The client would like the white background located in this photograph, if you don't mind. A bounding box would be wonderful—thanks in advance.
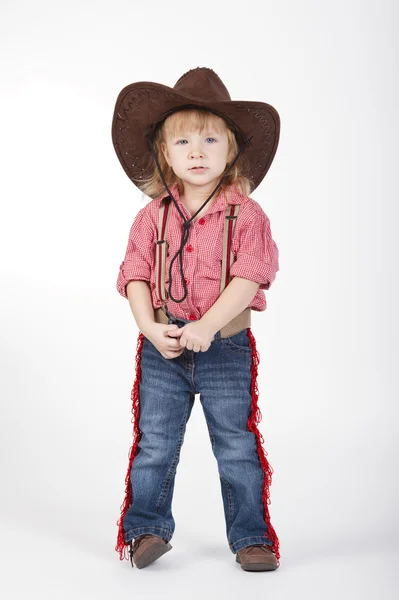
[1,0,398,598]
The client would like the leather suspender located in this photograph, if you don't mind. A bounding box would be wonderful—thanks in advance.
[155,197,172,306]
[219,203,240,295]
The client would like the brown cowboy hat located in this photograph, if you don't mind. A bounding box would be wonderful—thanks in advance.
[111,67,280,195]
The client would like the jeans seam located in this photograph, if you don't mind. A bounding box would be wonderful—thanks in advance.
[221,476,234,531]
[206,418,234,535]
[155,400,190,512]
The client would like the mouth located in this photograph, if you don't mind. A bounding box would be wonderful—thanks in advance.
[189,166,208,171]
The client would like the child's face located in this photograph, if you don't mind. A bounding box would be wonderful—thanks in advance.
[161,125,230,191]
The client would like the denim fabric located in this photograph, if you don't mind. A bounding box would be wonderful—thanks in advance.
[123,307,273,553]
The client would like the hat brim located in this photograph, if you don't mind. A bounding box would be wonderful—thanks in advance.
[112,81,280,195]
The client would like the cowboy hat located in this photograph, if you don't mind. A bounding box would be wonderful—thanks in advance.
[111,67,280,195]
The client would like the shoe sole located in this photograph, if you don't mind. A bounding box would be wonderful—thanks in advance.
[134,541,172,569]
[235,554,278,571]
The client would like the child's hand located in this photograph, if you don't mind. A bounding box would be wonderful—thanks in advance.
[145,323,185,360]
[167,320,215,353]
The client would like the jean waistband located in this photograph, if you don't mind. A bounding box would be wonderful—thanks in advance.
[164,306,222,341]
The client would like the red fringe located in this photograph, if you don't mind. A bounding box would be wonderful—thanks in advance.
[115,331,145,561]
[246,327,281,564]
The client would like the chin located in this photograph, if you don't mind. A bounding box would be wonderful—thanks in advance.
[185,173,222,185]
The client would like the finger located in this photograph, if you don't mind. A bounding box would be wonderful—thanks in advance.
[169,341,183,350]
[169,344,185,353]
[167,329,182,337]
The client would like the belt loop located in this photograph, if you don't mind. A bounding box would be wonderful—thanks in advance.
[164,306,176,324]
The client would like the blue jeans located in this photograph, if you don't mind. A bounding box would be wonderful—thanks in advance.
[122,308,274,554]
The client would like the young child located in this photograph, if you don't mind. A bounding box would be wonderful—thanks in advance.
[111,67,281,571]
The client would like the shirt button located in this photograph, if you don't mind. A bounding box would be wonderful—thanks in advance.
[186,245,193,252]
[198,218,205,225]
[189,313,196,320]
[184,278,190,284]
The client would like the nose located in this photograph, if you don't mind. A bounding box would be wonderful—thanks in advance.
[189,145,204,159]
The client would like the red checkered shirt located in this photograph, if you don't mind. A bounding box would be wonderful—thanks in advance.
[117,183,279,320]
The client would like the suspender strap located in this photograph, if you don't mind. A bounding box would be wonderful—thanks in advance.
[219,204,240,295]
[155,196,172,307]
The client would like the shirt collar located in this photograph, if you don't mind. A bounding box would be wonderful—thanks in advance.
[159,182,245,218]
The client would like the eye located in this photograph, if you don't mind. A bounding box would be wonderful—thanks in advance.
[176,139,188,145]
[206,137,216,143]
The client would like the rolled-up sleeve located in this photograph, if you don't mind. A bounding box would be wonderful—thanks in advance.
[116,207,155,299]
[229,207,279,290]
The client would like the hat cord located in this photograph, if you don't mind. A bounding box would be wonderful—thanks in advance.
[148,138,246,304]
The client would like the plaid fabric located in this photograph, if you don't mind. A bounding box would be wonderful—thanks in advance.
[117,183,279,320]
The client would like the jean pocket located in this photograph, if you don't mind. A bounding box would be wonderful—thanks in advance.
[220,329,252,353]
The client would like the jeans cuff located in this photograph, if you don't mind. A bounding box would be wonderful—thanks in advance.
[124,525,173,544]
[229,535,273,553]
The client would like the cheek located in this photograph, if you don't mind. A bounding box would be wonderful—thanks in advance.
[213,141,229,157]
[214,147,229,166]
[168,147,182,162]
[171,152,184,168]
[168,152,186,174]
[165,144,179,163]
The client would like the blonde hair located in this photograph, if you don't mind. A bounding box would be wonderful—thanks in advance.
[140,108,253,201]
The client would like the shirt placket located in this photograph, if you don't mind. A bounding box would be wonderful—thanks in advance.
[174,202,208,321]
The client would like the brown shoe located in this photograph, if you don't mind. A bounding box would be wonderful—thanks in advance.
[236,544,279,571]
[129,534,172,569]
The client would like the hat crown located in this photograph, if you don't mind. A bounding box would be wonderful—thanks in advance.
[173,67,231,103]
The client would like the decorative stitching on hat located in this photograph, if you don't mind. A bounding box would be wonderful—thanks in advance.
[117,90,184,179]
[233,103,273,172]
